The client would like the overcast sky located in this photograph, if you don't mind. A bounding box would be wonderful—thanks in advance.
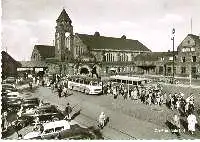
[2,0,200,61]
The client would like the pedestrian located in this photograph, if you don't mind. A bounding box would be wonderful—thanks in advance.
[62,86,68,97]
[34,116,40,130]
[98,112,106,129]
[113,87,117,99]
[36,77,40,86]
[123,88,128,100]
[29,81,33,90]
[64,103,72,120]
[173,114,181,134]
[187,112,198,134]
[57,85,62,98]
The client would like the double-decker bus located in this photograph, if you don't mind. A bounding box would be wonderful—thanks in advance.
[67,75,102,95]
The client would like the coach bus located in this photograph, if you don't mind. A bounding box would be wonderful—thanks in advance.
[67,75,102,95]
[109,75,151,87]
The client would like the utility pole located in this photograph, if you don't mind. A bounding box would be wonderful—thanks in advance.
[171,28,175,84]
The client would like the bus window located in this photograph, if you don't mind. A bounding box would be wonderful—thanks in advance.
[85,80,90,85]
[122,80,126,83]
[138,81,141,85]
[117,79,121,83]
[133,81,137,85]
[75,79,79,83]
[128,80,132,84]
[80,80,84,84]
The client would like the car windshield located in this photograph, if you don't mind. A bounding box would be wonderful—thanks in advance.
[7,95,18,97]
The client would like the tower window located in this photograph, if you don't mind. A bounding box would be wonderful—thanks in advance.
[181,67,186,74]
[192,56,196,62]
[182,57,186,62]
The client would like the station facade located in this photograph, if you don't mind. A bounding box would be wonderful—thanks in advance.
[30,9,200,78]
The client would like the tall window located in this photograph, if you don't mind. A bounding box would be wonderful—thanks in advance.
[181,67,186,74]
[167,67,172,74]
[192,56,196,62]
[159,66,163,74]
[191,67,196,74]
[182,57,186,62]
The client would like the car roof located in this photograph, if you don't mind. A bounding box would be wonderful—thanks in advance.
[43,120,70,130]
[2,84,15,87]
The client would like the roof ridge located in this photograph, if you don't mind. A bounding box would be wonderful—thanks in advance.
[77,33,137,41]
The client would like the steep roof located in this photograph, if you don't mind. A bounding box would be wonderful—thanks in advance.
[34,45,55,59]
[188,34,200,45]
[76,33,151,52]
[56,9,72,23]
[1,51,21,67]
[135,52,178,61]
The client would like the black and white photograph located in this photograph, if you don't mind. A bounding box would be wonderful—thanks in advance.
[1,0,200,140]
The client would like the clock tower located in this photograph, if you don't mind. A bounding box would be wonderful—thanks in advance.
[55,9,74,61]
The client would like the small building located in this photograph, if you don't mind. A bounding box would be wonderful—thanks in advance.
[1,51,21,79]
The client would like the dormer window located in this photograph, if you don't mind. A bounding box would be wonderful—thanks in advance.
[191,47,195,52]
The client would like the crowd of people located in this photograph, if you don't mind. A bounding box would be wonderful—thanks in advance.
[103,81,199,135]
[13,73,199,136]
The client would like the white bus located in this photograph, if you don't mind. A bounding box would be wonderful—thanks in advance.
[109,75,150,87]
[67,75,102,95]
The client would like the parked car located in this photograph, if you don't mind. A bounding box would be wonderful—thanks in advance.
[58,124,103,140]
[23,120,70,140]
[19,105,65,125]
[4,77,16,84]
[22,98,40,106]
[2,84,17,94]
[2,87,22,112]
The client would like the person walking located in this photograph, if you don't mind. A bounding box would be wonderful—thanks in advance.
[173,114,181,134]
[187,112,198,134]
[57,85,62,98]
[98,112,106,129]
[64,103,72,120]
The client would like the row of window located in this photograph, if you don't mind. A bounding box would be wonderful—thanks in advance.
[182,47,195,52]
[75,46,84,55]
[159,66,197,74]
[105,53,129,62]
[182,56,196,62]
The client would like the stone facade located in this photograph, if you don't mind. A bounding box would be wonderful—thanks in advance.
[176,34,200,77]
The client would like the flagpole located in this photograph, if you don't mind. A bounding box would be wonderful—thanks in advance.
[171,28,175,84]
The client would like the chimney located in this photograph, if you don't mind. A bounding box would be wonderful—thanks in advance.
[168,50,170,52]
[121,35,126,39]
[94,32,100,36]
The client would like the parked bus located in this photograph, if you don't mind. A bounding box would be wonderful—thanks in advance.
[67,75,102,95]
[109,75,151,87]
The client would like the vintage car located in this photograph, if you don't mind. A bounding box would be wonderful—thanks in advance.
[23,120,70,139]
[58,124,103,140]
[23,121,103,140]
[19,105,65,125]
[3,77,16,84]
[22,98,40,106]
[2,85,22,111]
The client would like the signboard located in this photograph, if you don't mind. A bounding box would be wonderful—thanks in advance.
[35,68,44,72]
[17,68,33,71]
